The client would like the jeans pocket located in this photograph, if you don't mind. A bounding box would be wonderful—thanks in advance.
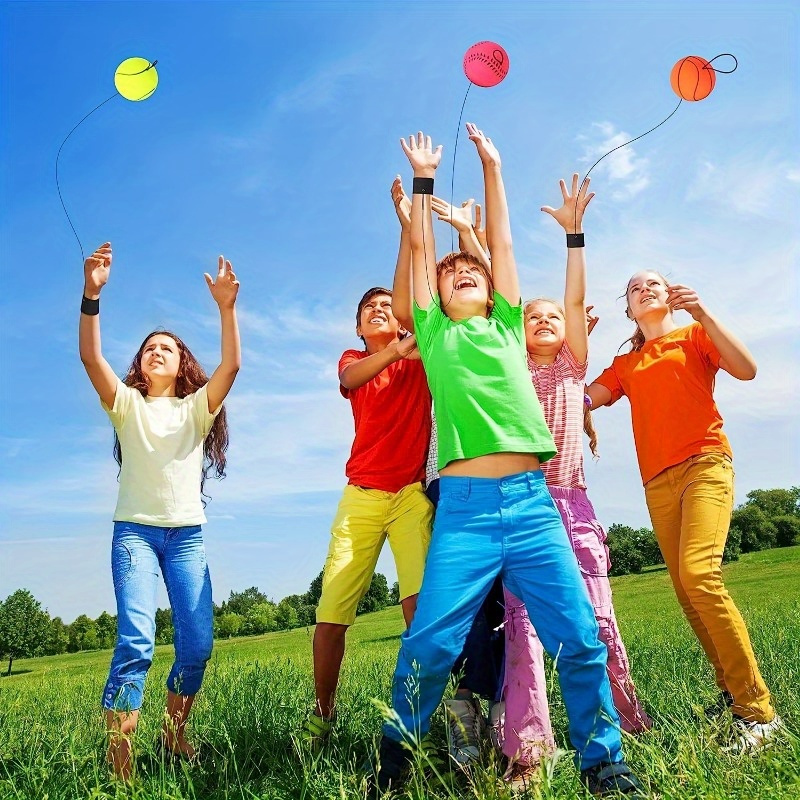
[111,541,136,590]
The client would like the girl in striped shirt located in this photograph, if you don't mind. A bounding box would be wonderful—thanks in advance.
[494,176,651,788]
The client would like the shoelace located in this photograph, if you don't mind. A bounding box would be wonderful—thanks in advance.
[449,705,480,749]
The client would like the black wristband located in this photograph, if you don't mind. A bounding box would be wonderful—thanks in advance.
[566,233,585,248]
[412,177,434,195]
[81,295,100,315]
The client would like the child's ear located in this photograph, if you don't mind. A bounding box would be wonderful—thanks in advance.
[624,307,632,320]
[355,324,363,338]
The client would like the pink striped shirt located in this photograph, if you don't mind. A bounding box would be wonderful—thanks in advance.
[528,343,587,489]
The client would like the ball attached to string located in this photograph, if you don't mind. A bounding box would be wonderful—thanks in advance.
[114,57,159,101]
[670,55,715,101]
[463,42,509,87]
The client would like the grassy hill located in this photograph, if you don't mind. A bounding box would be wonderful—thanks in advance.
[1,547,798,799]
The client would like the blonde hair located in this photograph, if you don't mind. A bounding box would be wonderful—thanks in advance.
[525,297,598,456]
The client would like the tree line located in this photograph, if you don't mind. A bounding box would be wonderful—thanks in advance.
[2,487,796,674]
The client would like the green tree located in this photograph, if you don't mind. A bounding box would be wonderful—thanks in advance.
[606,525,645,576]
[743,488,800,519]
[68,614,99,652]
[274,600,299,630]
[224,587,269,618]
[773,515,800,547]
[730,505,776,553]
[243,601,278,635]
[155,607,174,645]
[216,612,244,638]
[305,570,325,607]
[44,616,69,656]
[390,581,400,605]
[0,590,51,675]
[95,611,117,650]
[357,573,390,615]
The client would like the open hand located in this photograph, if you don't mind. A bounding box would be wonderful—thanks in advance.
[83,242,112,297]
[400,132,442,176]
[204,256,240,308]
[466,122,501,168]
[541,174,595,233]
[430,196,476,233]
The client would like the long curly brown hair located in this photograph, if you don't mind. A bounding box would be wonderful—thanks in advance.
[113,330,229,496]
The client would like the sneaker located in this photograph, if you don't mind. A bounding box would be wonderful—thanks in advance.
[723,714,784,755]
[580,760,647,797]
[503,761,540,794]
[364,735,412,795]
[299,712,334,750]
[703,690,734,721]
[444,697,485,766]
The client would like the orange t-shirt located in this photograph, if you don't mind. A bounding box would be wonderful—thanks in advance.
[339,350,431,493]
[592,323,732,485]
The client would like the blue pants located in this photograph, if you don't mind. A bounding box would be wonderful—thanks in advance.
[102,522,214,711]
[385,471,623,770]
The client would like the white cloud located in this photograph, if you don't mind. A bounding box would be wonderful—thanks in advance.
[577,122,650,200]
[686,154,800,217]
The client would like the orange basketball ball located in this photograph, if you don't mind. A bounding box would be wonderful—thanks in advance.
[670,56,716,101]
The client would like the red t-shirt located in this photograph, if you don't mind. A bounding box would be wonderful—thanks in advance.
[339,350,431,493]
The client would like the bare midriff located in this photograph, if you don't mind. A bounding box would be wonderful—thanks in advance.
[440,452,540,479]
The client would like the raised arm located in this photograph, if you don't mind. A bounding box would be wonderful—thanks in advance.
[666,286,757,380]
[79,242,118,408]
[204,256,241,413]
[390,176,414,331]
[541,173,595,363]
[429,196,491,269]
[466,122,518,302]
[339,336,419,390]
[400,132,442,310]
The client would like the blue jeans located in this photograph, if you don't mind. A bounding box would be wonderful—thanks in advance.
[102,522,213,711]
[384,471,623,770]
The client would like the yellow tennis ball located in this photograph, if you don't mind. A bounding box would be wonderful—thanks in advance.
[114,57,158,101]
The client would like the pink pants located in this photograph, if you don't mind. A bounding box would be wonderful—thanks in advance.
[497,486,652,766]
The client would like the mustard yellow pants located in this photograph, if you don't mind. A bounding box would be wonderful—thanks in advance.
[644,453,774,723]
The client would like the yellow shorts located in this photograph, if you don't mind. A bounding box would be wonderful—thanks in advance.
[315,482,433,625]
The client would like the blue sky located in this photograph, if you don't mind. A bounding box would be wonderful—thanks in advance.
[1,0,798,622]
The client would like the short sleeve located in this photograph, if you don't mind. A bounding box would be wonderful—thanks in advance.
[592,362,626,406]
[191,384,222,437]
[412,298,447,359]
[101,379,134,429]
[489,292,524,346]
[338,349,365,398]
[688,322,722,369]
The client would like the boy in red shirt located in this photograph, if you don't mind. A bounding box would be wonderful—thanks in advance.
[302,287,433,744]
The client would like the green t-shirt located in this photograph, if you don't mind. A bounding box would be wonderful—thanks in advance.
[412,292,556,471]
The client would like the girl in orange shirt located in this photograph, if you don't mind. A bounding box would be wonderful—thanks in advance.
[587,270,781,754]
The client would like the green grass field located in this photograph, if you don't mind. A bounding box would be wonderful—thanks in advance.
[1,547,798,799]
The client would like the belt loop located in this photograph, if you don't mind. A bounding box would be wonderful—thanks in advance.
[461,477,471,501]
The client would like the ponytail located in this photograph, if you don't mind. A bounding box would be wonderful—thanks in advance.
[583,402,599,459]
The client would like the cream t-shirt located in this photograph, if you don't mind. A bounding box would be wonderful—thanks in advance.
[103,380,221,526]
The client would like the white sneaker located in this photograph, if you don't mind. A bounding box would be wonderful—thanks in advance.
[723,714,784,755]
[444,697,485,766]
